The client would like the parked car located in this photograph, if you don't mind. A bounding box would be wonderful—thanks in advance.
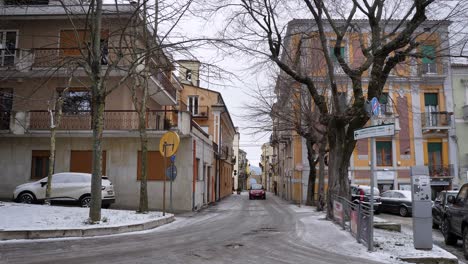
[249,184,266,200]
[350,185,381,213]
[441,183,468,259]
[13,172,115,208]
[432,190,458,229]
[380,190,412,217]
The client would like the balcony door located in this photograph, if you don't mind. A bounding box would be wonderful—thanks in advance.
[0,88,13,130]
[424,93,438,126]
[428,143,444,176]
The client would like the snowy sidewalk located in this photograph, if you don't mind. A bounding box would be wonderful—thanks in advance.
[290,204,458,264]
[0,202,174,240]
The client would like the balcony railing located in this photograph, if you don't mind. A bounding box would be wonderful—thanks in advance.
[192,106,209,118]
[0,112,10,130]
[421,112,451,128]
[28,110,176,131]
[148,59,177,100]
[429,164,454,177]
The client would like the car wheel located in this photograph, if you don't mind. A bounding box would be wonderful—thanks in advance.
[442,218,457,246]
[399,206,408,217]
[18,192,36,204]
[249,195,252,200]
[80,195,91,208]
[432,221,439,229]
[463,228,468,259]
[263,194,266,200]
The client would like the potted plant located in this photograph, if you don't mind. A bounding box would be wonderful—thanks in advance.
[236,187,242,194]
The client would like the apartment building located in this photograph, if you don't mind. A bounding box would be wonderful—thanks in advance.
[0,0,212,212]
[451,63,468,185]
[177,60,236,201]
[260,142,274,192]
[272,19,457,202]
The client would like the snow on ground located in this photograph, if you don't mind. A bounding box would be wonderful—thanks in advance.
[291,204,457,264]
[0,202,170,231]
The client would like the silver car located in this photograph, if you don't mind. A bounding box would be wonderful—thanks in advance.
[13,172,115,208]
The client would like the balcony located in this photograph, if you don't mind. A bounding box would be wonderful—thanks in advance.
[421,112,451,131]
[1,110,180,134]
[192,106,209,119]
[428,164,454,177]
[148,59,177,106]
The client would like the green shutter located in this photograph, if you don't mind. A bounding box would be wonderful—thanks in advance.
[428,143,442,153]
[330,47,345,61]
[422,45,435,64]
[379,93,388,104]
[424,93,438,106]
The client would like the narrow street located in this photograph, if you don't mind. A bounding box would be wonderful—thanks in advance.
[378,213,466,263]
[0,194,381,264]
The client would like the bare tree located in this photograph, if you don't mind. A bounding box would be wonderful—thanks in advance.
[209,0,458,217]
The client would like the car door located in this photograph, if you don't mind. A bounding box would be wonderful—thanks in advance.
[50,173,69,199]
[449,186,468,236]
[380,191,392,212]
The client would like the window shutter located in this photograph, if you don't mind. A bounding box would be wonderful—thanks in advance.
[422,45,435,64]
[424,93,438,106]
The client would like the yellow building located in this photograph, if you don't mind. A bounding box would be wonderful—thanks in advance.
[272,19,457,202]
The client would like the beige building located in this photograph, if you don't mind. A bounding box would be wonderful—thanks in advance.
[178,60,237,201]
[0,0,213,212]
[260,142,274,192]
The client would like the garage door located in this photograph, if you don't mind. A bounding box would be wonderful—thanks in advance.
[70,150,107,174]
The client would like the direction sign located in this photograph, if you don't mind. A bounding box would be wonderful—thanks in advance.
[166,165,177,181]
[354,124,395,140]
[370,97,380,116]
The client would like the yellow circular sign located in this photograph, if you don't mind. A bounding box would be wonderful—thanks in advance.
[159,131,180,157]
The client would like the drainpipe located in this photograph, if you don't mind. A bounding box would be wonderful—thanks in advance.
[192,139,196,211]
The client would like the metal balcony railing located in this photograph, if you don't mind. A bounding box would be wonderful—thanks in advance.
[428,164,454,177]
[421,112,451,128]
[28,110,177,131]
[148,59,177,100]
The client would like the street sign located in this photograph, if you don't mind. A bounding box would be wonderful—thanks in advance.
[166,165,177,181]
[170,155,176,163]
[159,131,180,157]
[370,97,380,116]
[354,124,395,140]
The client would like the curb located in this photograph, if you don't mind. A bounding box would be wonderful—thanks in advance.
[0,215,175,240]
[398,255,459,264]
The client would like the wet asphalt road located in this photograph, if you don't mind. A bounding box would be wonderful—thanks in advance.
[0,193,381,264]
[378,212,466,263]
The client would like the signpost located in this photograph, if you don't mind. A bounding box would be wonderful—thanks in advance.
[159,131,180,216]
[354,97,396,251]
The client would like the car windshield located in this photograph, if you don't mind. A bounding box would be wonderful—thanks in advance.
[251,184,263,190]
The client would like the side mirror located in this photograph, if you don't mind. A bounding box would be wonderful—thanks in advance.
[447,195,455,204]
[40,181,47,187]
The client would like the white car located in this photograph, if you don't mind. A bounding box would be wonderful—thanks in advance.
[13,172,115,208]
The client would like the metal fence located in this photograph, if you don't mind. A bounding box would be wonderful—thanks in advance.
[332,195,373,251]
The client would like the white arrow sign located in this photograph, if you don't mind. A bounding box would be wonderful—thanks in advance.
[354,124,395,140]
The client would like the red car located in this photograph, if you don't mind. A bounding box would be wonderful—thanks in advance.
[249,184,266,200]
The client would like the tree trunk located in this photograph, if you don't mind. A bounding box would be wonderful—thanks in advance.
[89,95,105,222]
[317,141,326,211]
[305,137,316,206]
[326,118,354,219]
[46,96,64,204]
[88,0,104,223]
[138,112,149,213]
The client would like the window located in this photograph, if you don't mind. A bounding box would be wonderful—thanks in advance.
[376,141,392,166]
[330,46,345,74]
[424,93,439,126]
[379,93,392,115]
[422,45,436,74]
[188,96,199,116]
[59,88,91,115]
[186,69,192,82]
[70,150,107,174]
[137,151,166,181]
[0,88,13,130]
[0,31,17,67]
[31,150,50,180]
